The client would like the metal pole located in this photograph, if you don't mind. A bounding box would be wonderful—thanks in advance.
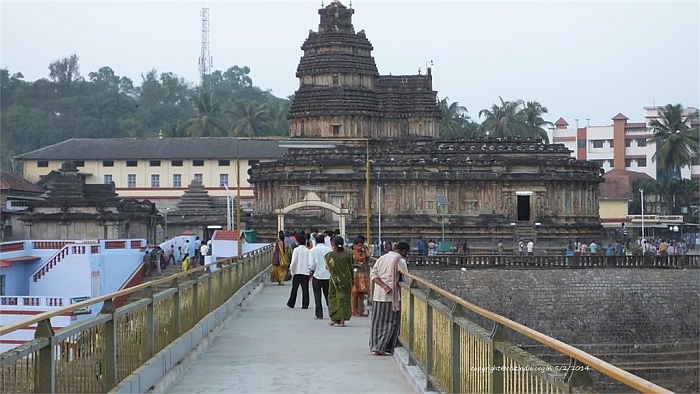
[237,141,242,252]
[365,139,371,245]
[441,206,445,243]
[165,208,169,239]
[378,185,382,248]
[224,184,231,230]
[640,188,644,240]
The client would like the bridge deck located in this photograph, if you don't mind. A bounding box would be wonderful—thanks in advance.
[167,283,413,394]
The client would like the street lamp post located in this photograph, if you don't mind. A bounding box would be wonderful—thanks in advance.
[639,188,645,240]
[223,184,231,231]
[377,185,382,253]
[165,207,170,240]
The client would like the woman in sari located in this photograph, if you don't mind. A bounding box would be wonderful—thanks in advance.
[351,237,371,317]
[325,236,354,327]
[271,231,292,285]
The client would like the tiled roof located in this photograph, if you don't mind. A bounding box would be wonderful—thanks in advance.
[554,117,569,126]
[612,113,628,121]
[625,122,646,128]
[0,171,42,193]
[599,169,653,200]
[213,230,238,241]
[15,138,288,161]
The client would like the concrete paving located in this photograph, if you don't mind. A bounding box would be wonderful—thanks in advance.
[166,283,414,394]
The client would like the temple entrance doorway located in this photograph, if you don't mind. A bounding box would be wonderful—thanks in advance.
[275,192,349,240]
[517,194,531,222]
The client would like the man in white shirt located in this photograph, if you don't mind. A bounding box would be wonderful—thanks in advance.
[369,241,409,356]
[309,228,319,247]
[309,233,332,319]
[324,230,332,247]
[527,240,534,256]
[199,243,208,266]
[287,234,311,309]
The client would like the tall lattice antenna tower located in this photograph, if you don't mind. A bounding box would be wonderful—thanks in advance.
[198,7,212,93]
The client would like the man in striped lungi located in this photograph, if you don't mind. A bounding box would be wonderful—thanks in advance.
[369,241,410,356]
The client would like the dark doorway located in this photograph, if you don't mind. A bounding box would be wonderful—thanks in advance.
[517,195,530,222]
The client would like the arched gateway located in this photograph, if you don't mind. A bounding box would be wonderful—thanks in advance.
[275,192,349,240]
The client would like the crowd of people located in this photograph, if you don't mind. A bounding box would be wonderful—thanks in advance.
[568,238,691,256]
[144,236,211,276]
[273,229,410,355]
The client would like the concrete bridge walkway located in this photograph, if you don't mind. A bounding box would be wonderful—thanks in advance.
[166,283,414,394]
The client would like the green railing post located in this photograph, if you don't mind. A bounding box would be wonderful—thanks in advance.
[489,322,507,394]
[206,272,213,313]
[99,300,117,391]
[407,280,419,365]
[145,286,155,358]
[565,357,594,390]
[170,277,181,336]
[191,273,199,323]
[425,288,436,392]
[34,319,55,394]
[451,303,465,394]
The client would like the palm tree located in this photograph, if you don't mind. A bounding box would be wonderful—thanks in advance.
[478,97,525,139]
[267,99,291,136]
[184,92,226,137]
[228,101,271,137]
[438,97,471,138]
[648,104,699,179]
[518,101,552,143]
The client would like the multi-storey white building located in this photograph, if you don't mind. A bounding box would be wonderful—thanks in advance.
[548,106,699,180]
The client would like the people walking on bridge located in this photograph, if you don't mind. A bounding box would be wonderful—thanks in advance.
[351,237,370,317]
[370,241,409,356]
[326,236,353,327]
[309,233,332,319]
[271,231,292,285]
[287,234,311,309]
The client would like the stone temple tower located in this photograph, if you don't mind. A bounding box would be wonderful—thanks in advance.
[288,0,441,139]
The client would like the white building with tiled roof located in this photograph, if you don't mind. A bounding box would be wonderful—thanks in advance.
[14,137,289,210]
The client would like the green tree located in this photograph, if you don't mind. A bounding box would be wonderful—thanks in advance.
[184,92,226,137]
[518,101,551,143]
[228,101,271,137]
[438,97,472,138]
[48,54,82,84]
[648,104,699,179]
[479,97,525,139]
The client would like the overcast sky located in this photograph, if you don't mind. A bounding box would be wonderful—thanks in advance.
[1,1,698,127]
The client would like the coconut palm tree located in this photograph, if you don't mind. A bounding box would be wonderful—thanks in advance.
[518,101,552,143]
[184,92,226,137]
[648,104,699,179]
[439,97,471,138]
[478,97,525,139]
[228,100,271,137]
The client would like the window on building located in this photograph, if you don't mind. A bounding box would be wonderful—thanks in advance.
[37,161,49,167]
[625,159,632,168]
[248,159,260,166]
[172,160,183,167]
[0,275,5,296]
[2,225,11,240]
[625,139,631,148]
[577,139,586,149]
[591,140,604,148]
[194,174,203,184]
[332,125,340,135]
[104,174,113,184]
[608,140,614,148]
[151,174,160,188]
[150,160,161,167]
[220,174,229,187]
[126,160,138,167]
[218,160,230,166]
[75,161,84,167]
[193,160,204,167]
[103,160,114,167]
[332,75,339,85]
[127,174,136,188]
[637,158,647,167]
[636,138,647,147]
[173,174,182,187]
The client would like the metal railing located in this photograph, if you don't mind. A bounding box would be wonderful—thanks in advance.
[0,245,272,394]
[407,254,699,269]
[398,271,674,393]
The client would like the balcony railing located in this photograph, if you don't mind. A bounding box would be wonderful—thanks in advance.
[626,215,684,223]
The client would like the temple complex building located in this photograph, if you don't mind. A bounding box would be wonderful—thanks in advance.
[248,1,604,248]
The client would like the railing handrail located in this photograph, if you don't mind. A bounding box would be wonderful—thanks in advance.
[0,245,272,336]
[400,270,674,394]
